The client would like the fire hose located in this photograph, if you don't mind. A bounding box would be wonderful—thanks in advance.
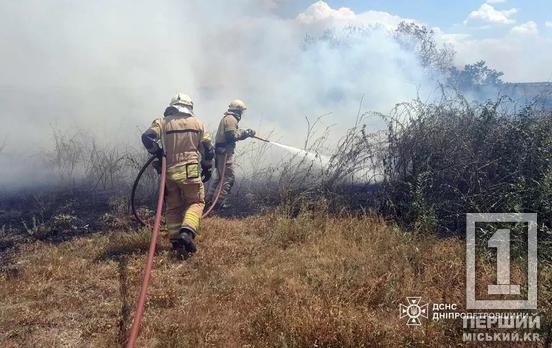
[253,135,269,143]
[127,135,268,347]
[126,153,228,347]
[130,155,157,227]
[126,155,166,348]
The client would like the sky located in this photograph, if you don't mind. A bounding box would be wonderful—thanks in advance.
[273,0,552,81]
[326,0,552,32]
[321,0,552,82]
[0,0,551,187]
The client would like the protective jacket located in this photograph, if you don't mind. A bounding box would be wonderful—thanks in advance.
[142,112,214,182]
[208,111,251,208]
[141,110,214,240]
[214,111,249,153]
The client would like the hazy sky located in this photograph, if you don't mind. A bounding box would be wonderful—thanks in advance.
[0,0,550,187]
[324,0,552,82]
[328,0,551,32]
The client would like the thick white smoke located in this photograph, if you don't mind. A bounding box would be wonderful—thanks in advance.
[0,0,435,188]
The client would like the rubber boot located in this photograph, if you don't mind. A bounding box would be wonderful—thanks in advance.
[171,227,197,259]
[180,227,197,254]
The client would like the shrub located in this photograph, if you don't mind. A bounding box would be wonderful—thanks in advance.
[381,96,552,236]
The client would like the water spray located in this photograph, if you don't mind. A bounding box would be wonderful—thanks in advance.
[253,135,329,165]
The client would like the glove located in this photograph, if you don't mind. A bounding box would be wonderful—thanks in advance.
[151,159,162,174]
[154,147,164,158]
[245,129,256,138]
[147,140,164,158]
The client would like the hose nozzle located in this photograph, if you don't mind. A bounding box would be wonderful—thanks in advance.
[253,135,269,142]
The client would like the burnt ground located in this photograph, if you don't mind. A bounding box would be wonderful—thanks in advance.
[0,180,381,273]
[1,182,552,346]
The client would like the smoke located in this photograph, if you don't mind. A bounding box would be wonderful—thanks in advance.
[0,0,435,188]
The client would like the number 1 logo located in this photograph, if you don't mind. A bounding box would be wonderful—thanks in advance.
[466,213,537,310]
[487,229,520,295]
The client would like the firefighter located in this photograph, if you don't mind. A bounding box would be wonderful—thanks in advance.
[207,99,255,208]
[142,93,214,258]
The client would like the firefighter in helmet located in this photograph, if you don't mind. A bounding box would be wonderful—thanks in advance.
[207,99,255,208]
[142,93,214,258]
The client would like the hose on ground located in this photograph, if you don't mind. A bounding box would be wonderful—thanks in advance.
[126,154,227,347]
[126,155,167,348]
[128,134,268,345]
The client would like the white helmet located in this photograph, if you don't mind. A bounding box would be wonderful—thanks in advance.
[169,93,194,114]
[228,99,247,113]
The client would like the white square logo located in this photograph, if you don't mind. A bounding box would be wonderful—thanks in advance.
[466,213,538,310]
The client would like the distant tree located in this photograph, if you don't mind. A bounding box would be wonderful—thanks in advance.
[394,21,455,74]
[304,20,505,98]
[448,60,504,91]
[394,21,505,96]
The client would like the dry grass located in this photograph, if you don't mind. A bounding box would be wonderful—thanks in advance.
[1,211,550,347]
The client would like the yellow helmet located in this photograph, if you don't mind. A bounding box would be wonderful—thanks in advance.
[169,93,193,115]
[228,99,247,112]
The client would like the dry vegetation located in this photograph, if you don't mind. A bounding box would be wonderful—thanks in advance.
[2,94,552,347]
[2,20,552,348]
[2,95,552,346]
[382,97,552,236]
[1,209,551,347]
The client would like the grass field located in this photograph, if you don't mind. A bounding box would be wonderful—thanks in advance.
[1,210,551,347]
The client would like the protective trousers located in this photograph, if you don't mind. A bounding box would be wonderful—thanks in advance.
[165,179,205,239]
